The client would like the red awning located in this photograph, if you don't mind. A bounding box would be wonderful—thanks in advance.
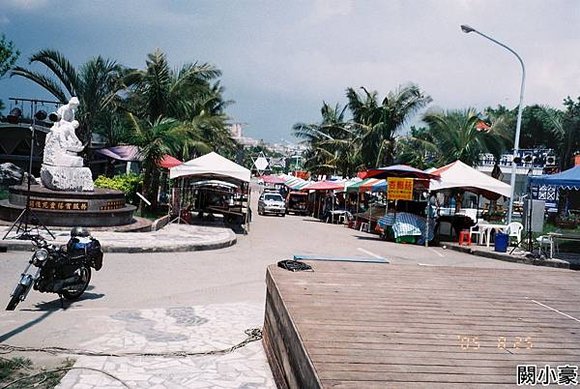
[158,155,182,168]
[261,175,286,184]
[303,180,345,191]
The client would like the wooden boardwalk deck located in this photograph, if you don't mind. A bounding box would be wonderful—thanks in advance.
[263,261,580,388]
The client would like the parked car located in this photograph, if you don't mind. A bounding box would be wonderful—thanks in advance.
[286,191,309,216]
[258,192,286,216]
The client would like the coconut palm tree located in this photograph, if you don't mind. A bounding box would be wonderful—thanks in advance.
[128,113,215,209]
[346,84,432,168]
[125,49,221,122]
[125,49,236,158]
[10,49,127,145]
[542,97,580,170]
[394,126,438,170]
[422,108,511,167]
[293,102,359,176]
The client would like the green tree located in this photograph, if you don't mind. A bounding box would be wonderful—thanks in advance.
[422,108,511,166]
[293,102,359,176]
[128,114,210,209]
[0,34,20,112]
[10,49,127,145]
[543,97,580,170]
[394,126,437,170]
[346,84,432,168]
[0,34,19,78]
[125,49,235,159]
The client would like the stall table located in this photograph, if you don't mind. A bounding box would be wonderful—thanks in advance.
[546,232,580,258]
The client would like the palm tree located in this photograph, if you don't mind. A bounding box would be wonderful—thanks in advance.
[293,102,359,176]
[125,49,236,158]
[422,108,511,166]
[542,97,580,170]
[346,84,432,168]
[394,126,437,170]
[125,49,221,122]
[10,49,127,145]
[128,113,214,209]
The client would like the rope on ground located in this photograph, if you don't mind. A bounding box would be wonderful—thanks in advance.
[0,366,130,389]
[0,327,263,358]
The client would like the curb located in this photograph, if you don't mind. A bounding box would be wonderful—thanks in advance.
[448,243,572,270]
[0,228,237,254]
[102,234,237,253]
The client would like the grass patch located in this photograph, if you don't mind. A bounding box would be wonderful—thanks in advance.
[0,356,74,389]
[0,357,31,381]
[0,189,8,201]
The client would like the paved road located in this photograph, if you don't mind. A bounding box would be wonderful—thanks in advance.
[0,213,538,311]
[0,193,571,388]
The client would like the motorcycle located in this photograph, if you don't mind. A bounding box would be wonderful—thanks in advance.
[6,227,103,311]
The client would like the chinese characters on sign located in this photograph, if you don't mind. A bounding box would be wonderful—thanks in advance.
[517,364,578,386]
[100,200,125,211]
[28,199,88,211]
[387,177,414,201]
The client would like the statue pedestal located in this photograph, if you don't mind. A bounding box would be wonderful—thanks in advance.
[40,165,94,192]
[0,184,137,227]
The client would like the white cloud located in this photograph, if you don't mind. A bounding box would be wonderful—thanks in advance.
[1,0,579,141]
[307,0,353,23]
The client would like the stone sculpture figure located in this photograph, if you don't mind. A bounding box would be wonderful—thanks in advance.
[40,97,94,191]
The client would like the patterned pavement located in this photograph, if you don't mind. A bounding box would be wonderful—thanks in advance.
[56,303,275,389]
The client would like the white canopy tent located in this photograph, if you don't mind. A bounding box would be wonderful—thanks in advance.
[169,152,252,229]
[430,160,511,199]
[170,152,251,184]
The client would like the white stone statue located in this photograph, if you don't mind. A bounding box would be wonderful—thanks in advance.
[40,97,94,191]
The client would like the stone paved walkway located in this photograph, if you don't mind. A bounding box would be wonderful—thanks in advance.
[56,303,275,388]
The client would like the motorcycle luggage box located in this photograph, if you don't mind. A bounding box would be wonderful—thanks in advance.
[67,237,103,271]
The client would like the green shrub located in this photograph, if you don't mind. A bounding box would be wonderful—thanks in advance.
[94,174,143,205]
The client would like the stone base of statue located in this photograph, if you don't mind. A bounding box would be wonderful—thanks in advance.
[0,184,137,227]
[40,165,95,192]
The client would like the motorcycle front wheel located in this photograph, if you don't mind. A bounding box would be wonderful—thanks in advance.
[61,265,91,301]
[6,284,25,311]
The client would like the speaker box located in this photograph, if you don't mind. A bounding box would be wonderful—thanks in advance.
[523,199,545,233]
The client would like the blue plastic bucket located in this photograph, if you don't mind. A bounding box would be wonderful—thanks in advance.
[494,232,509,252]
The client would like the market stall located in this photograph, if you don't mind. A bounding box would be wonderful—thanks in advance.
[356,165,438,241]
[429,160,512,242]
[302,180,346,220]
[169,152,252,229]
[529,165,580,227]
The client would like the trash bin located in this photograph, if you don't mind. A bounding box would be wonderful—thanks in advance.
[494,232,509,252]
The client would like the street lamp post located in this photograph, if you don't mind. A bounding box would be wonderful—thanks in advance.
[460,24,526,224]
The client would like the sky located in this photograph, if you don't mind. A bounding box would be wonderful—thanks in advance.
[1,0,579,143]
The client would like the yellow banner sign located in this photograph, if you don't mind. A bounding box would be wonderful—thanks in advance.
[387,177,414,200]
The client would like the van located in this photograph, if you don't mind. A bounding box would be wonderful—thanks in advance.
[286,191,309,216]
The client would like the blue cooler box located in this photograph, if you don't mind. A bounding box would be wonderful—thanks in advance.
[494,232,509,252]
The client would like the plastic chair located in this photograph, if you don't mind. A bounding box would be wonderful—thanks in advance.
[536,235,558,258]
[469,224,483,245]
[506,222,523,245]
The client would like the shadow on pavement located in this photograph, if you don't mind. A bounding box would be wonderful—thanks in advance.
[0,310,54,342]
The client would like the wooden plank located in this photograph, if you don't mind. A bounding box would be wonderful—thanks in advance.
[263,262,580,387]
[262,269,322,389]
